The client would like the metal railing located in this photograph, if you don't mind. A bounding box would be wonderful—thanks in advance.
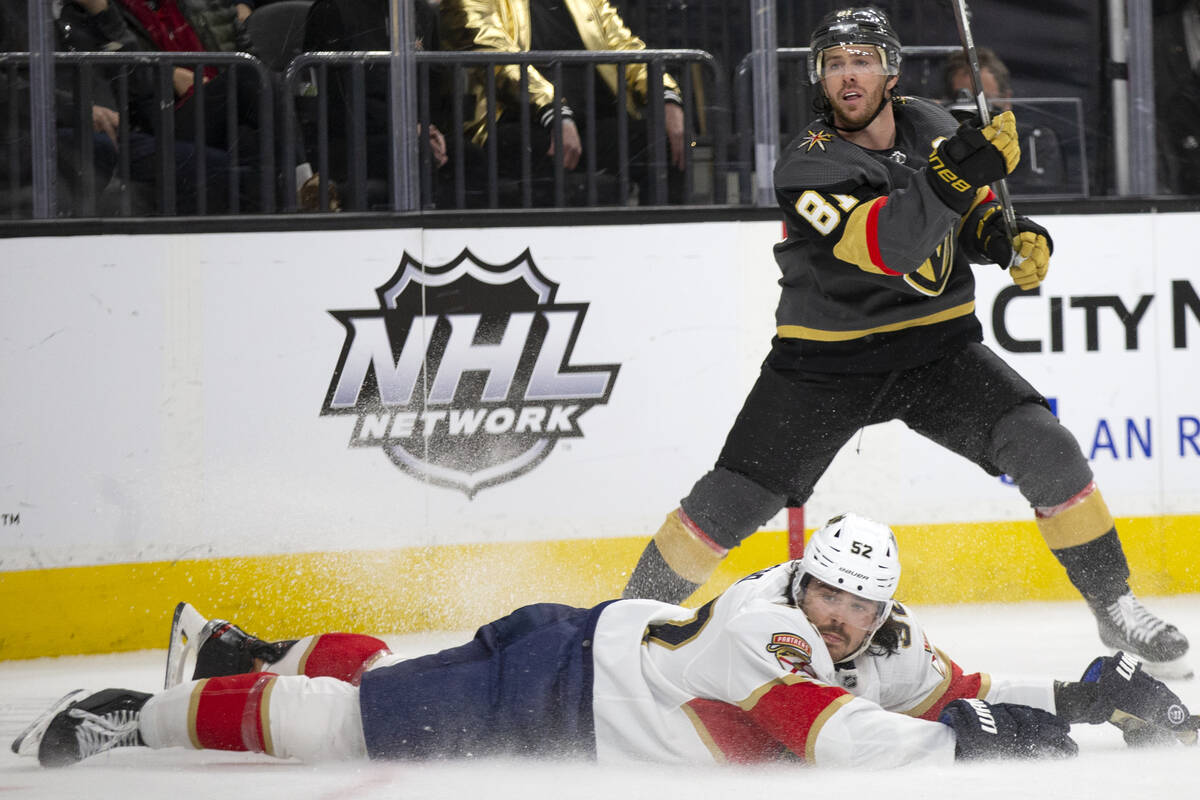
[282,48,731,211]
[1,47,730,216]
[0,50,275,217]
[0,44,1107,219]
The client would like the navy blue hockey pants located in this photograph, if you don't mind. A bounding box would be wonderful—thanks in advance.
[358,601,613,760]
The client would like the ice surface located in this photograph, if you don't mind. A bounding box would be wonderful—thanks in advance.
[2,597,1199,799]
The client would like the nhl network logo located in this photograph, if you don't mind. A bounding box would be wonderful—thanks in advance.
[321,248,620,497]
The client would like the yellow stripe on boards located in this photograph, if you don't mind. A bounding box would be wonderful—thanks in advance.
[3,515,1198,661]
[0,533,785,661]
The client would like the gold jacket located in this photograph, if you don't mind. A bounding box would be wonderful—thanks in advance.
[440,0,679,145]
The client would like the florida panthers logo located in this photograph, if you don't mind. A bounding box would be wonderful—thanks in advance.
[321,248,620,497]
[767,632,813,674]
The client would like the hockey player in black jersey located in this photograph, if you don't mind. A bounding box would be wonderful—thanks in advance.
[622,6,1191,678]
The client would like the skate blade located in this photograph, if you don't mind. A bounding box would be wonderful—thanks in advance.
[10,689,88,757]
[163,602,210,689]
[1137,654,1194,681]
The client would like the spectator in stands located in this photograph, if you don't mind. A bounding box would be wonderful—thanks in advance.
[942,47,1067,195]
[1153,0,1200,194]
[439,0,687,205]
[0,0,119,215]
[57,0,234,214]
[109,0,323,210]
[302,0,465,209]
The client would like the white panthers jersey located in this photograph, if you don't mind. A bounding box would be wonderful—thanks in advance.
[590,562,1056,766]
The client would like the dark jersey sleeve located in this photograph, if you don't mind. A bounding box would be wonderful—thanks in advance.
[774,138,996,284]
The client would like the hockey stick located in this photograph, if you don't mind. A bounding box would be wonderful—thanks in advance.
[949,0,1020,267]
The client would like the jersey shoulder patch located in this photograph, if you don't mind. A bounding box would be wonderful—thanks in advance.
[766,632,815,675]
[775,121,882,192]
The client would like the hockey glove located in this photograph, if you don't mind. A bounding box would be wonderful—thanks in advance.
[926,110,1020,213]
[975,205,1054,289]
[938,698,1077,760]
[1054,652,1200,747]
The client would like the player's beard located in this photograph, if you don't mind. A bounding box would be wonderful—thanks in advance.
[829,79,889,132]
[816,622,863,662]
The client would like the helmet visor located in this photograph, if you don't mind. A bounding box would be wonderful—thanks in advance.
[816,44,890,82]
[800,578,890,633]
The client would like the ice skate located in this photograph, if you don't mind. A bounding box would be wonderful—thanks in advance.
[31,688,150,768]
[10,689,88,757]
[164,602,294,689]
[164,601,210,689]
[1096,592,1192,680]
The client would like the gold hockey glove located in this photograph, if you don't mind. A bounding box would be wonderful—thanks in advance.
[1009,231,1051,290]
[976,205,1053,290]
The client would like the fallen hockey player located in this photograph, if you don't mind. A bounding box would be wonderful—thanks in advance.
[13,513,1198,768]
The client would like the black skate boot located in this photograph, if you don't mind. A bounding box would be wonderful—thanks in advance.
[1095,592,1192,679]
[164,602,295,689]
[32,688,150,768]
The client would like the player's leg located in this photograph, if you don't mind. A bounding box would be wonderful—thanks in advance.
[358,602,600,759]
[901,343,1189,675]
[623,366,873,603]
[165,602,390,688]
[990,403,1189,674]
[16,674,366,768]
[141,674,366,761]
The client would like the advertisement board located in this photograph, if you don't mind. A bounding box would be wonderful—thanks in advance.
[2,213,1197,657]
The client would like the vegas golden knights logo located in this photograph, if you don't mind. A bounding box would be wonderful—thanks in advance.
[322,248,620,497]
[904,231,955,296]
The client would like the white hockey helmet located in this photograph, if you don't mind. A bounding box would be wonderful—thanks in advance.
[790,513,901,658]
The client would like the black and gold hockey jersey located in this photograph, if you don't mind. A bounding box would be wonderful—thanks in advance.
[768,96,998,373]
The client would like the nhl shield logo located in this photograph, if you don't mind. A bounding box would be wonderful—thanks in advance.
[321,248,620,497]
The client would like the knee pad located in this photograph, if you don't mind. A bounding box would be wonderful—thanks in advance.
[272,634,391,685]
[680,467,786,551]
[989,402,1093,508]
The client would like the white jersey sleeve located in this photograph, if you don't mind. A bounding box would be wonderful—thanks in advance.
[846,603,1056,719]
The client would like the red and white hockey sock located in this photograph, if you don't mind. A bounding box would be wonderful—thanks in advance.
[269,633,390,685]
[140,672,369,760]
[139,673,277,753]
